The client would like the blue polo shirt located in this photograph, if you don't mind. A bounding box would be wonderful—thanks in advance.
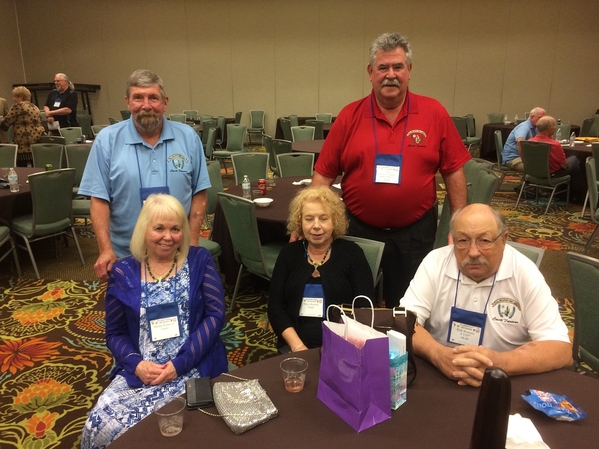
[502,119,537,164]
[79,116,210,257]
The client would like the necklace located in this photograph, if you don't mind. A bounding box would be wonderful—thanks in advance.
[145,251,178,282]
[304,241,332,278]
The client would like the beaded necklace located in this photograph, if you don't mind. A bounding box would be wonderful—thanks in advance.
[304,240,332,278]
[145,251,178,282]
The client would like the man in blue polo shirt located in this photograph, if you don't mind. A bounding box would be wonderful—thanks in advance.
[501,107,545,171]
[79,69,210,281]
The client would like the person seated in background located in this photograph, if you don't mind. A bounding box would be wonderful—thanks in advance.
[401,204,572,387]
[268,186,375,353]
[501,106,546,172]
[82,194,227,448]
[529,115,587,203]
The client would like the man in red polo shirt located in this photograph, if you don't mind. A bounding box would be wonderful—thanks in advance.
[312,32,470,307]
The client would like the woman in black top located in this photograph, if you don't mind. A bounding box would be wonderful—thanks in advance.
[268,185,375,351]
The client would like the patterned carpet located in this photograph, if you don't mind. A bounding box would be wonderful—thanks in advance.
[1,170,598,448]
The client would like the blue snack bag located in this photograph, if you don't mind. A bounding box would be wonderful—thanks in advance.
[521,389,586,422]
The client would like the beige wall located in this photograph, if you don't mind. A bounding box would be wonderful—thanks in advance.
[1,0,598,136]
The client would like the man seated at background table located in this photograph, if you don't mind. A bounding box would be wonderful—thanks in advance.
[529,115,586,204]
[401,204,572,387]
[501,107,545,171]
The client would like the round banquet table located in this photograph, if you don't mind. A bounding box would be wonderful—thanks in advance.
[108,348,599,449]
[291,140,325,159]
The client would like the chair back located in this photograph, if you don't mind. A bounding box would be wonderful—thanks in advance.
[28,168,76,229]
[77,114,93,138]
[566,251,599,372]
[451,116,469,140]
[169,114,187,123]
[277,153,314,177]
[305,119,324,140]
[469,168,504,204]
[506,241,545,268]
[487,112,505,123]
[59,127,83,144]
[108,117,120,125]
[231,152,269,185]
[271,139,292,175]
[494,130,504,165]
[315,113,332,123]
[65,144,92,186]
[250,110,265,128]
[586,156,599,223]
[554,123,571,140]
[288,114,299,128]
[291,126,315,142]
[520,141,552,180]
[39,135,66,145]
[91,124,109,137]
[215,116,227,147]
[262,134,276,172]
[203,127,216,160]
[120,110,131,120]
[279,118,293,141]
[202,119,216,146]
[200,115,214,123]
[0,144,18,167]
[31,143,63,169]
[234,111,242,124]
[206,160,223,215]
[217,192,271,277]
[463,158,493,182]
[340,236,385,285]
[225,124,247,151]
[183,110,198,120]
[465,114,477,137]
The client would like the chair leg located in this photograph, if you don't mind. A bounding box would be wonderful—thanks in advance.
[70,227,86,266]
[20,236,41,280]
[584,224,599,253]
[580,191,590,218]
[515,182,526,208]
[10,238,22,278]
[229,264,245,312]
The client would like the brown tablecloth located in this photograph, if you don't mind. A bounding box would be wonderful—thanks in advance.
[109,348,599,449]
[0,167,43,226]
[481,123,581,160]
[291,139,325,156]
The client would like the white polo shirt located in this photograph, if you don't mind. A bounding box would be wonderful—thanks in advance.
[401,245,570,352]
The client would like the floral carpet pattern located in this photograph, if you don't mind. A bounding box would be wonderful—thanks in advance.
[0,278,275,449]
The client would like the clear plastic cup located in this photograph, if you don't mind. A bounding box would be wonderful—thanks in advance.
[280,357,308,393]
[154,396,185,437]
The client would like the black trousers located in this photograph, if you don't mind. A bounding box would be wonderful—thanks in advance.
[348,207,437,308]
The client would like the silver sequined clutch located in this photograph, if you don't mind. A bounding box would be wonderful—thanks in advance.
[213,379,279,434]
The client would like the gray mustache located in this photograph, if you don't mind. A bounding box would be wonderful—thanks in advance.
[382,79,400,86]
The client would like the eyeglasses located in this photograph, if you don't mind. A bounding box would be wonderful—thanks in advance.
[454,233,503,250]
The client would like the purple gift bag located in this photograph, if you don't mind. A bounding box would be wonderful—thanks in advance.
[317,314,391,432]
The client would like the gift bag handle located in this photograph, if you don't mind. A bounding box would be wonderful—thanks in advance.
[326,304,350,340]
[351,295,375,329]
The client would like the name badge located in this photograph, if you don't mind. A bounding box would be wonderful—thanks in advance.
[374,154,402,185]
[146,302,181,342]
[53,100,61,108]
[299,284,325,318]
[149,316,180,341]
[447,306,486,346]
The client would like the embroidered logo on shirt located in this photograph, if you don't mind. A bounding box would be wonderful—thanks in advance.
[489,298,522,325]
[407,129,427,145]
[168,154,189,172]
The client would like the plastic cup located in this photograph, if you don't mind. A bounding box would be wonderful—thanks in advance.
[154,396,185,437]
[280,357,308,393]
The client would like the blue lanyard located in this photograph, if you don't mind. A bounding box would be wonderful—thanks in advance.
[134,141,169,188]
[453,271,497,315]
[369,94,410,157]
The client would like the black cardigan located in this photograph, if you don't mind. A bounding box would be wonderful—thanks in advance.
[268,238,375,348]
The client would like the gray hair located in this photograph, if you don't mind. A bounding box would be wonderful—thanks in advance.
[55,73,75,91]
[449,204,507,237]
[126,69,167,99]
[529,107,546,118]
[536,116,556,132]
[369,32,413,67]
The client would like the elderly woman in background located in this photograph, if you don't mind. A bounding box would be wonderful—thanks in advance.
[268,185,375,353]
[0,86,44,167]
[82,194,227,448]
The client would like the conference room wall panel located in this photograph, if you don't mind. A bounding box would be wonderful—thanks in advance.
[1,0,598,139]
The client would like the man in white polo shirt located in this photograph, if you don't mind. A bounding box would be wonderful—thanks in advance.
[401,204,572,387]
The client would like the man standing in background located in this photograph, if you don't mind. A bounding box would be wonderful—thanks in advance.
[44,73,78,128]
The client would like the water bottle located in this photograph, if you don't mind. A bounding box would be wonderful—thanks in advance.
[503,114,508,124]
[569,132,576,147]
[242,175,251,200]
[8,168,19,193]
[514,114,519,122]
[555,128,562,142]
[557,118,561,125]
